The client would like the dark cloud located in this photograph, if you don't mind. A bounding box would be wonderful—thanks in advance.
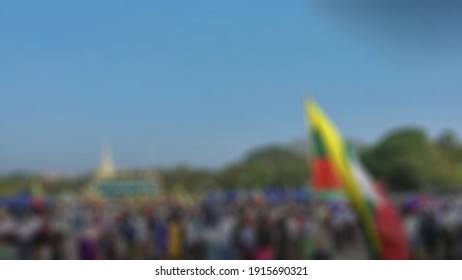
[311,0,462,53]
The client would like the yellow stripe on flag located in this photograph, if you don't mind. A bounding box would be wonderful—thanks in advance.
[305,99,382,256]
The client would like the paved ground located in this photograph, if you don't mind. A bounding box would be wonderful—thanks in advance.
[333,241,369,260]
[334,247,368,260]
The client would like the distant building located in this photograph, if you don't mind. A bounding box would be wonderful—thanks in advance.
[94,147,116,180]
[87,147,161,199]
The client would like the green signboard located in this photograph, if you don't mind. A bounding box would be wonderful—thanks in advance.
[96,181,157,198]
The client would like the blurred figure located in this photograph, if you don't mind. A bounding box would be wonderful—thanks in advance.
[255,214,274,260]
[419,209,438,259]
[233,210,256,260]
[312,204,333,260]
[16,211,41,260]
[183,207,205,259]
[403,209,422,259]
[78,227,100,260]
[0,210,17,259]
[167,209,183,260]
[274,217,289,259]
[5,191,462,260]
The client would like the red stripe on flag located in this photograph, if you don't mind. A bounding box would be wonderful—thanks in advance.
[375,184,409,260]
[312,158,342,190]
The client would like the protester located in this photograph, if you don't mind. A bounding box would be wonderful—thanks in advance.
[0,193,460,260]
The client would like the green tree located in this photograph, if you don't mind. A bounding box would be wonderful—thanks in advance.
[362,127,462,191]
[218,144,308,189]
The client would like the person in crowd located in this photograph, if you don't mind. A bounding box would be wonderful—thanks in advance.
[7,193,462,260]
[254,214,274,260]
[167,208,183,260]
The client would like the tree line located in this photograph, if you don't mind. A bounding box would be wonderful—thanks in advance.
[161,127,462,193]
[1,127,461,195]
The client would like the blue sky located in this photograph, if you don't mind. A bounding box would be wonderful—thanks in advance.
[1,0,461,174]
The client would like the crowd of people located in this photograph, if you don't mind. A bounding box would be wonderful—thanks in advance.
[403,196,462,259]
[0,195,363,260]
[1,194,462,260]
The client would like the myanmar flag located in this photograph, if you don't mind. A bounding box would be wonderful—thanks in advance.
[305,100,409,260]
[310,128,342,191]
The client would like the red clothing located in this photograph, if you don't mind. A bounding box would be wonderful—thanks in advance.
[255,247,274,260]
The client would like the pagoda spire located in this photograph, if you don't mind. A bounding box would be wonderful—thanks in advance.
[95,145,116,179]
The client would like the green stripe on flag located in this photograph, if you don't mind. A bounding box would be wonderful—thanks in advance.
[311,130,328,157]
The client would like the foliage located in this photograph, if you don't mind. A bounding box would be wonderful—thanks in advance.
[361,127,462,192]
[2,128,462,194]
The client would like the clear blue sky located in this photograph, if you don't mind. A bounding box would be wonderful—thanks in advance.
[1,0,461,174]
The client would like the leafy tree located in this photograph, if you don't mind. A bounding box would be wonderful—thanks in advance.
[217,144,308,189]
[361,127,462,191]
